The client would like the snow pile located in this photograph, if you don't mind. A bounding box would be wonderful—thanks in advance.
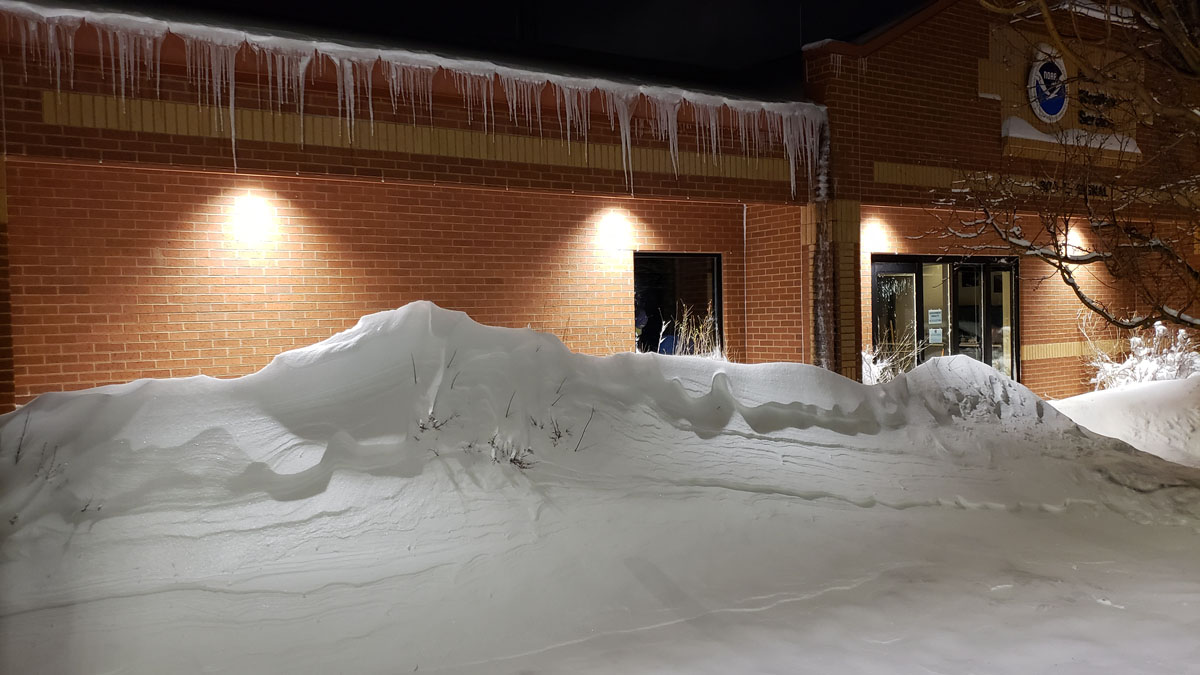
[0,0,826,194]
[3,302,1200,674]
[1052,377,1200,468]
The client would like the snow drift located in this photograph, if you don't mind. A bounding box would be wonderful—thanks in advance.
[1052,377,1200,468]
[3,302,1200,674]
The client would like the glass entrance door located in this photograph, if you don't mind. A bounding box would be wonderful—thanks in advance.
[953,264,984,362]
[873,265,919,373]
[987,267,1015,377]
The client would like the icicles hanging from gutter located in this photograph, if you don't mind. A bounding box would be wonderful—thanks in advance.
[0,0,827,197]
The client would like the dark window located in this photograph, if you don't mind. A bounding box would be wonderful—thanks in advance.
[871,255,1019,379]
[634,253,722,355]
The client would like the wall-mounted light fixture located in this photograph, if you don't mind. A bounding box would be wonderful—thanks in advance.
[596,210,634,251]
[230,194,278,246]
[1065,224,1087,256]
[861,217,890,253]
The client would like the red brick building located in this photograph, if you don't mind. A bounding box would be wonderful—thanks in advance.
[0,0,1167,411]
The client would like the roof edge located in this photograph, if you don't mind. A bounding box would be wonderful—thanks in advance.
[801,0,960,58]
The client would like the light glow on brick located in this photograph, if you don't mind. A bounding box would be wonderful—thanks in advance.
[1065,224,1087,257]
[861,217,890,253]
[596,210,634,251]
[230,194,278,246]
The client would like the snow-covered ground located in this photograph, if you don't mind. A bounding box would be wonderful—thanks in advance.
[1051,377,1200,468]
[3,302,1200,674]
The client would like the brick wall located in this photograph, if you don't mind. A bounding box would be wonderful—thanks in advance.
[745,204,811,363]
[803,2,996,207]
[7,158,746,405]
[0,20,820,409]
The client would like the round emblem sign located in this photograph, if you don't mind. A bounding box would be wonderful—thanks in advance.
[1028,45,1068,123]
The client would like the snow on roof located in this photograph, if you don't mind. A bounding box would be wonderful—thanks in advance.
[1002,116,1141,154]
[0,0,827,196]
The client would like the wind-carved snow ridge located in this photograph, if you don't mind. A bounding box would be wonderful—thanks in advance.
[3,300,1200,544]
[0,0,826,195]
[3,302,1200,673]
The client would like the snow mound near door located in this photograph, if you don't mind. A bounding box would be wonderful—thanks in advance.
[1052,377,1200,467]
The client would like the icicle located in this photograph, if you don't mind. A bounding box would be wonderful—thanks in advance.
[553,84,565,145]
[534,85,543,137]
[152,34,162,96]
[449,71,496,133]
[254,46,263,108]
[297,52,310,146]
[16,18,26,80]
[690,102,722,162]
[94,23,103,83]
[499,75,544,133]
[262,47,272,111]
[45,20,57,91]
[553,84,592,153]
[227,46,236,169]
[106,30,116,98]
[333,56,355,141]
[0,2,826,196]
[63,20,76,88]
[365,60,374,134]
[383,60,399,117]
[603,92,636,191]
[115,29,127,103]
[381,62,435,124]
[649,96,680,175]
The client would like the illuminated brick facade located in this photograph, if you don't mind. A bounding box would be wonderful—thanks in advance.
[0,0,1172,410]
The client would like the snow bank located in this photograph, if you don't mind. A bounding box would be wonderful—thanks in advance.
[1051,377,1200,468]
[2,302,1200,673]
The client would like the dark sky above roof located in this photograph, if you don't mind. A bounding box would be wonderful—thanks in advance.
[74,0,931,99]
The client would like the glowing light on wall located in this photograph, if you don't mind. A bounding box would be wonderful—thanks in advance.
[1065,225,1087,257]
[596,210,635,251]
[861,217,890,253]
[230,194,278,245]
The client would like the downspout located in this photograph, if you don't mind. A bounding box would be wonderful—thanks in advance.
[812,122,836,372]
[742,202,748,362]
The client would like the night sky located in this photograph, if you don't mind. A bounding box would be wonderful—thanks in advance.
[80,0,930,98]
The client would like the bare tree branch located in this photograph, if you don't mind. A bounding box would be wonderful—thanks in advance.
[943,1,1200,328]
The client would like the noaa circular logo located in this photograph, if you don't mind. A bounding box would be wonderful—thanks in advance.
[1028,45,1068,123]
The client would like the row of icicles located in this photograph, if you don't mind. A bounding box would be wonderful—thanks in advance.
[1,4,825,195]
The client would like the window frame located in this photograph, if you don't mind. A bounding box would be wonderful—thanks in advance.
[633,251,723,355]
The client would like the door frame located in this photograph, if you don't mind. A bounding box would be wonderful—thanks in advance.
[870,254,1021,381]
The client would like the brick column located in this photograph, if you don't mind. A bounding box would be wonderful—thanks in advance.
[810,199,861,381]
[832,200,861,381]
